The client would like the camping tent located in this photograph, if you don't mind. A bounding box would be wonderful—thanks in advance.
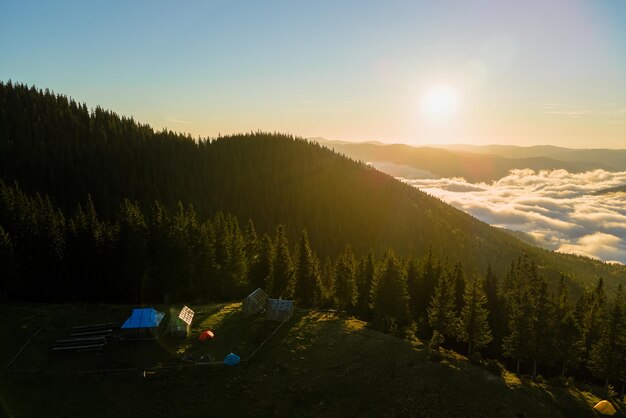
[242,288,269,315]
[265,298,294,322]
[121,308,165,339]
[224,353,240,366]
[198,330,214,341]
[594,400,616,416]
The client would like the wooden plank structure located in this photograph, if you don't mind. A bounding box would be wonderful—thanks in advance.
[242,288,269,315]
[168,306,194,337]
[52,322,119,352]
[265,298,294,322]
[53,336,107,352]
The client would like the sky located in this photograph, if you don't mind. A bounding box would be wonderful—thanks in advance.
[405,169,626,264]
[2,0,626,148]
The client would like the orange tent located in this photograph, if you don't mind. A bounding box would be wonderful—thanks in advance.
[198,330,214,341]
[593,400,616,416]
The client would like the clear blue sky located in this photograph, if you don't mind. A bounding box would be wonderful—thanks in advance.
[2,0,626,147]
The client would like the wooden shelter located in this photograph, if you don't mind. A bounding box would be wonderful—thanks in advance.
[168,306,194,337]
[265,298,294,322]
[242,288,269,315]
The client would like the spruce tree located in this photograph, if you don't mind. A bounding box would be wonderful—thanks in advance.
[355,251,375,319]
[0,225,16,298]
[589,285,626,395]
[334,244,357,312]
[578,278,607,364]
[248,233,273,292]
[553,275,582,377]
[452,262,466,315]
[293,230,321,307]
[270,225,293,297]
[417,248,437,320]
[458,272,492,356]
[427,267,456,350]
[406,252,420,321]
[371,249,409,332]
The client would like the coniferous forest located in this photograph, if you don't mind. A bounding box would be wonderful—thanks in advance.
[2,81,626,389]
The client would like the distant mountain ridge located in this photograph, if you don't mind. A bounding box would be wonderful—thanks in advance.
[313,138,612,183]
[432,144,626,172]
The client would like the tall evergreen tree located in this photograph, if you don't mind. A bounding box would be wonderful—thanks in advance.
[577,278,607,365]
[115,199,148,302]
[293,230,321,306]
[355,251,375,319]
[458,272,492,356]
[248,233,273,291]
[371,249,409,332]
[320,256,335,308]
[452,262,466,315]
[417,248,437,320]
[0,225,16,298]
[553,275,582,377]
[502,256,536,374]
[406,252,421,321]
[483,264,505,353]
[334,244,357,312]
[271,225,293,297]
[428,267,456,350]
[589,285,626,395]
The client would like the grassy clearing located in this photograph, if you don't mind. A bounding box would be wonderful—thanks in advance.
[0,303,621,417]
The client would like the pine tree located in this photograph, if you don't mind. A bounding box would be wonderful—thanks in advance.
[270,225,293,297]
[115,199,148,302]
[427,267,456,350]
[502,253,539,374]
[0,224,16,298]
[334,244,357,312]
[483,263,505,352]
[355,251,375,319]
[320,256,335,308]
[528,278,555,377]
[371,249,409,332]
[248,233,273,291]
[406,252,420,321]
[458,272,492,356]
[452,262,466,315]
[293,230,321,307]
[589,285,626,395]
[578,278,607,364]
[417,248,437,320]
[553,275,582,377]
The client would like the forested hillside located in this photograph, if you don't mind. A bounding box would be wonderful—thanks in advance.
[0,81,624,299]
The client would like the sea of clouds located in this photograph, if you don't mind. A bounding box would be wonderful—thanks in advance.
[403,169,626,264]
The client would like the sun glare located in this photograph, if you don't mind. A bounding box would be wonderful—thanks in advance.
[421,86,459,121]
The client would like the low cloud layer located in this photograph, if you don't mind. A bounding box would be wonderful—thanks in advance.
[403,169,626,264]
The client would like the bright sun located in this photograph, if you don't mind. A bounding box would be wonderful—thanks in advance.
[420,86,459,120]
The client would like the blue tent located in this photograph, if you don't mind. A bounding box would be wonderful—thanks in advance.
[121,308,165,338]
[224,353,241,366]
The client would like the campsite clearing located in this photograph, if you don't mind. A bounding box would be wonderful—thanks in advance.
[0,303,621,417]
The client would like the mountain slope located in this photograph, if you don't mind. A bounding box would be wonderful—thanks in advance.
[1,82,625,294]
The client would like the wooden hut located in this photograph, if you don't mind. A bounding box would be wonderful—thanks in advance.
[265,298,294,322]
[168,306,194,337]
[242,288,269,315]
